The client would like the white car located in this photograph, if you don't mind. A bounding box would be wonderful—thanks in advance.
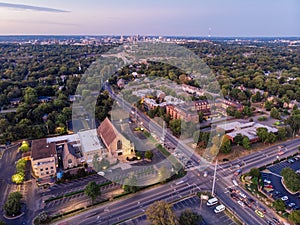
[97,171,105,176]
[281,196,288,201]
[239,192,247,199]
[237,200,245,207]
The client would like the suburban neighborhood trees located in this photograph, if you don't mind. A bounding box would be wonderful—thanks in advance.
[3,192,23,217]
[84,181,101,203]
[272,199,286,212]
[281,167,300,192]
[288,210,300,224]
[146,201,178,225]
[179,209,202,225]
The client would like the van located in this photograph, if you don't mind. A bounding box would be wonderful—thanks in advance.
[214,204,225,213]
[206,197,218,206]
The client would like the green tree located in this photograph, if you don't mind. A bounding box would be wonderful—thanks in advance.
[242,136,251,150]
[19,141,30,152]
[270,108,280,119]
[169,119,181,136]
[12,173,25,184]
[281,167,300,192]
[233,133,243,146]
[84,181,101,203]
[266,132,277,144]
[0,220,6,225]
[288,210,300,224]
[220,138,231,154]
[249,168,260,178]
[264,101,273,111]
[145,150,154,160]
[146,201,178,225]
[3,192,22,216]
[179,209,202,225]
[277,127,288,141]
[24,87,38,105]
[256,127,268,144]
[272,199,286,211]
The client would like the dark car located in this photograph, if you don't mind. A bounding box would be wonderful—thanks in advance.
[266,221,275,225]
[272,217,280,225]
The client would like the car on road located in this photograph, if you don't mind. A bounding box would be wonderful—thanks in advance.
[278,150,284,155]
[239,192,247,199]
[272,217,280,225]
[234,169,242,176]
[203,171,208,177]
[266,220,275,225]
[232,179,238,186]
[255,210,264,218]
[237,200,245,207]
[281,196,289,201]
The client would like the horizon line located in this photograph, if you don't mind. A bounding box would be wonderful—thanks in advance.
[0,34,299,38]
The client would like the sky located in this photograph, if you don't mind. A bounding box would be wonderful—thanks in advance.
[0,0,299,36]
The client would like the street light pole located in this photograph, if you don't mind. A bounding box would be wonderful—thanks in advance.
[212,160,218,196]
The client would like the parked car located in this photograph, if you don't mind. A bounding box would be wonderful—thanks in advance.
[287,158,295,164]
[288,202,296,208]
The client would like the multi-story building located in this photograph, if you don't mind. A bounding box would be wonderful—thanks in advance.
[31,138,57,180]
[166,104,199,122]
[166,100,210,122]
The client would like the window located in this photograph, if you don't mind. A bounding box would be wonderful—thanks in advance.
[51,170,54,174]
[50,166,54,169]
[46,172,49,174]
[68,159,72,164]
[117,140,122,150]
[46,168,48,170]
[40,168,43,171]
[41,172,44,176]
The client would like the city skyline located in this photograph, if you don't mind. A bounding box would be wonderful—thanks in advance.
[0,0,299,37]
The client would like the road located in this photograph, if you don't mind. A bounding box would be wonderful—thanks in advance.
[55,138,300,225]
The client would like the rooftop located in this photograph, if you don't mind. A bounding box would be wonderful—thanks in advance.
[31,138,56,160]
[78,129,105,153]
[97,117,117,149]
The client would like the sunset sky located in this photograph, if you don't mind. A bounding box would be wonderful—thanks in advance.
[0,0,299,36]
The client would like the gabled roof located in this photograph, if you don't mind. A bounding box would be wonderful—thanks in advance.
[97,118,117,149]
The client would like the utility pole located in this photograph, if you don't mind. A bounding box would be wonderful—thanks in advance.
[212,159,218,196]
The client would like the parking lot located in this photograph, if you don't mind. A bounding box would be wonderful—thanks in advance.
[119,196,236,225]
[261,156,300,211]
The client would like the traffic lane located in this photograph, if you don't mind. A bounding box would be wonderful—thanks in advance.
[60,180,198,225]
[77,184,197,225]
[225,138,300,168]
[216,182,267,225]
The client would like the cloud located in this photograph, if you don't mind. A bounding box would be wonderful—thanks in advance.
[0,2,70,13]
